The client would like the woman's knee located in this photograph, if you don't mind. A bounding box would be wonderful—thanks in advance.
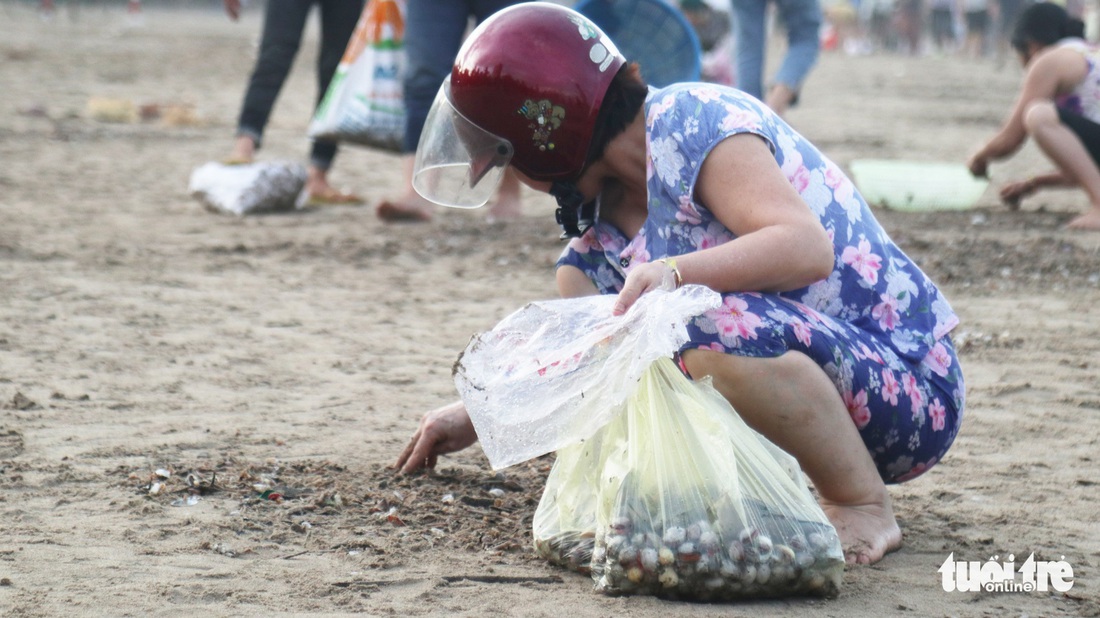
[1022,100,1060,135]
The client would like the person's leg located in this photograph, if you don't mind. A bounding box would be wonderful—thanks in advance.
[731,0,768,100]
[1027,102,1100,229]
[231,0,313,162]
[376,0,472,221]
[487,169,523,221]
[303,0,366,202]
[681,349,902,565]
[768,0,822,114]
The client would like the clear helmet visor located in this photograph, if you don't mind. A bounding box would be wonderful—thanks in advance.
[413,79,514,209]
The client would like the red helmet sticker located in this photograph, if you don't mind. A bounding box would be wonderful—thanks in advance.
[568,13,616,72]
[518,99,566,152]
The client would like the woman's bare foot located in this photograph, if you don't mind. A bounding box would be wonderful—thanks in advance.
[820,497,903,565]
[225,135,255,165]
[1065,207,1100,230]
[304,186,364,206]
[304,167,363,206]
[765,83,798,117]
[486,193,522,223]
[486,170,524,222]
[376,193,435,222]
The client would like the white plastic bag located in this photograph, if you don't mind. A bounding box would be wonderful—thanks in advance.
[188,161,307,216]
[453,285,723,470]
[308,0,406,151]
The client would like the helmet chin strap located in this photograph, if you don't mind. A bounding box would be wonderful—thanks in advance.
[550,181,597,240]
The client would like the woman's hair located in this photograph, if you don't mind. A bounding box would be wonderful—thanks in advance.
[1011,2,1086,53]
[583,63,648,170]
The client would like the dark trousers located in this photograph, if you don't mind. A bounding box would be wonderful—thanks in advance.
[1058,107,1100,167]
[237,0,363,170]
[402,0,519,153]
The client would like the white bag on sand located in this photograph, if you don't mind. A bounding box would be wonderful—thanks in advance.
[188,161,307,216]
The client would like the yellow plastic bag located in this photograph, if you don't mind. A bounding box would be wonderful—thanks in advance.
[308,0,405,151]
[534,358,845,600]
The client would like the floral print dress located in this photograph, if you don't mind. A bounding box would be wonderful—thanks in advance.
[556,83,964,483]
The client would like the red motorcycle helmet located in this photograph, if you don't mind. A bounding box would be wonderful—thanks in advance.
[413,2,626,208]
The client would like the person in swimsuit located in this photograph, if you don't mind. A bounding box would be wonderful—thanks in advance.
[968,2,1100,230]
[395,2,965,566]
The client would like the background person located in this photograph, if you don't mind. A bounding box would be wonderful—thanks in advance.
[729,0,823,115]
[395,3,965,567]
[959,0,994,58]
[967,1,1100,230]
[223,0,365,205]
[929,0,960,53]
[374,0,523,223]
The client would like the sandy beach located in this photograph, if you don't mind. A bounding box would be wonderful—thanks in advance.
[2,3,1100,616]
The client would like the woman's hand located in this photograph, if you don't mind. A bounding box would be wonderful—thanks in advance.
[394,402,478,473]
[999,177,1037,209]
[967,152,989,178]
[613,260,679,316]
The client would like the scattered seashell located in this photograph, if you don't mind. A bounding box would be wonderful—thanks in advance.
[640,547,659,571]
[610,516,633,536]
[658,546,675,566]
[698,530,720,552]
[686,522,702,541]
[677,542,700,563]
[727,540,745,562]
[170,495,200,507]
[775,544,796,565]
[755,534,773,557]
[807,532,829,552]
[618,545,638,566]
[662,526,686,547]
[797,550,816,569]
[591,545,607,564]
[705,576,725,591]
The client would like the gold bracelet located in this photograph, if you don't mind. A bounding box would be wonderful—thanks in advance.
[656,258,683,289]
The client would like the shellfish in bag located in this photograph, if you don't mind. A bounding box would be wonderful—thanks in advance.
[308,0,405,151]
[535,357,845,600]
